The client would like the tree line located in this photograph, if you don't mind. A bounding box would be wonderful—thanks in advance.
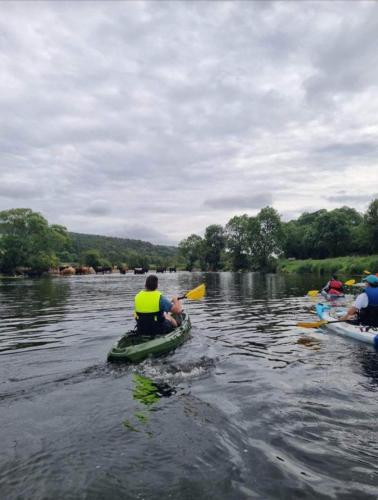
[0,208,177,275]
[1,200,377,276]
[178,199,378,271]
[69,232,177,270]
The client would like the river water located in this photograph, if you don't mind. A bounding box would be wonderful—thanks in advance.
[0,272,377,499]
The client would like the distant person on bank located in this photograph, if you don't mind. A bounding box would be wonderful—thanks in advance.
[134,275,183,336]
[341,275,378,326]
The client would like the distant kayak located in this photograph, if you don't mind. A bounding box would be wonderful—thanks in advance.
[108,313,192,363]
[320,290,345,301]
[352,282,365,288]
[316,303,378,346]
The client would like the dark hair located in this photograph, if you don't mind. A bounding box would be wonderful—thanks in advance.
[145,274,158,291]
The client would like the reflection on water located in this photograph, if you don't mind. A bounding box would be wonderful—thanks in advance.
[0,277,70,352]
[122,374,176,433]
[296,336,321,350]
[0,272,377,499]
[133,373,175,406]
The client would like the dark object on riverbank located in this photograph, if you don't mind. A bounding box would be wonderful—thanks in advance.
[134,267,148,274]
[107,314,191,363]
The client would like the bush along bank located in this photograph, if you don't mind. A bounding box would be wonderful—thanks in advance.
[278,255,378,276]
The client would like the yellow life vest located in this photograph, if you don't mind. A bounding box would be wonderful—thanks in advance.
[134,290,164,335]
[134,290,162,315]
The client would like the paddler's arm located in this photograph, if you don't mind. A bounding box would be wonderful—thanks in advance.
[340,293,367,321]
[170,296,183,315]
[340,305,358,321]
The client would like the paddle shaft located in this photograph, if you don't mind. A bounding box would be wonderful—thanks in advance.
[320,319,356,325]
[296,318,357,328]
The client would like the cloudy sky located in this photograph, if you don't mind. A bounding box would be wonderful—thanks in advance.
[1,1,377,245]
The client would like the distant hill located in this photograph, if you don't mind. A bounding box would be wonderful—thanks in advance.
[69,232,178,268]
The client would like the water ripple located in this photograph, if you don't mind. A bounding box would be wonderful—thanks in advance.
[0,272,377,499]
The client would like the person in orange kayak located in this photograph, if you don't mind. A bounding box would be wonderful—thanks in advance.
[134,274,183,336]
[321,275,344,297]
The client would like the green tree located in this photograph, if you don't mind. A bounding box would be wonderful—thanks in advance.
[49,224,72,252]
[178,234,203,271]
[203,224,225,271]
[225,214,250,270]
[0,208,71,275]
[333,206,362,226]
[82,249,103,268]
[282,220,308,259]
[248,207,283,270]
[311,210,352,258]
[29,252,58,275]
[283,207,365,259]
[297,209,327,226]
[364,198,378,253]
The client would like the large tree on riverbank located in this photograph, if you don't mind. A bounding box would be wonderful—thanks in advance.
[178,234,204,271]
[248,207,284,270]
[0,208,71,275]
[364,199,378,253]
[203,225,225,271]
[225,214,250,271]
[282,205,370,259]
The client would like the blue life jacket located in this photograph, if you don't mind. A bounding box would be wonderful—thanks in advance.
[359,286,378,326]
[365,287,378,305]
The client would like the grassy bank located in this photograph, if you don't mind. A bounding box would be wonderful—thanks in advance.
[278,255,378,275]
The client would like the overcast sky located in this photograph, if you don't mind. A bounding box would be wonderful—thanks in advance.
[1,1,377,245]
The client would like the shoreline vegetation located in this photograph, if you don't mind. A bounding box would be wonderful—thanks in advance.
[1,254,377,279]
[278,256,378,276]
[1,200,378,277]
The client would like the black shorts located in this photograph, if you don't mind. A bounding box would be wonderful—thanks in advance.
[162,319,174,334]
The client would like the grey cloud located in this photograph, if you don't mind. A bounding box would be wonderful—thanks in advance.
[304,5,378,101]
[85,201,112,216]
[0,1,377,243]
[326,193,378,204]
[118,224,176,246]
[314,142,378,158]
[0,181,41,200]
[204,193,273,210]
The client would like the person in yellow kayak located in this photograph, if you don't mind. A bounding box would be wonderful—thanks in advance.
[321,275,344,297]
[341,274,378,326]
[134,274,183,336]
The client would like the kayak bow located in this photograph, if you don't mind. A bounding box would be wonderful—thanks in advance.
[315,303,378,347]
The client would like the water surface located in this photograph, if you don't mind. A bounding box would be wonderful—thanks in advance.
[0,272,377,499]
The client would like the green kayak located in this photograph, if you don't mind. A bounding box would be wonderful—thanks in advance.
[107,314,191,363]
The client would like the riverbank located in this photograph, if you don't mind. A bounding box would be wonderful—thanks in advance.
[279,255,378,275]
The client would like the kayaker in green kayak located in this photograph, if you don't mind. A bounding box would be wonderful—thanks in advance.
[134,275,183,336]
[341,274,378,326]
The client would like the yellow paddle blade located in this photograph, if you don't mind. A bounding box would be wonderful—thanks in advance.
[297,320,327,328]
[307,290,319,297]
[363,270,371,275]
[185,283,206,300]
[344,279,355,286]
